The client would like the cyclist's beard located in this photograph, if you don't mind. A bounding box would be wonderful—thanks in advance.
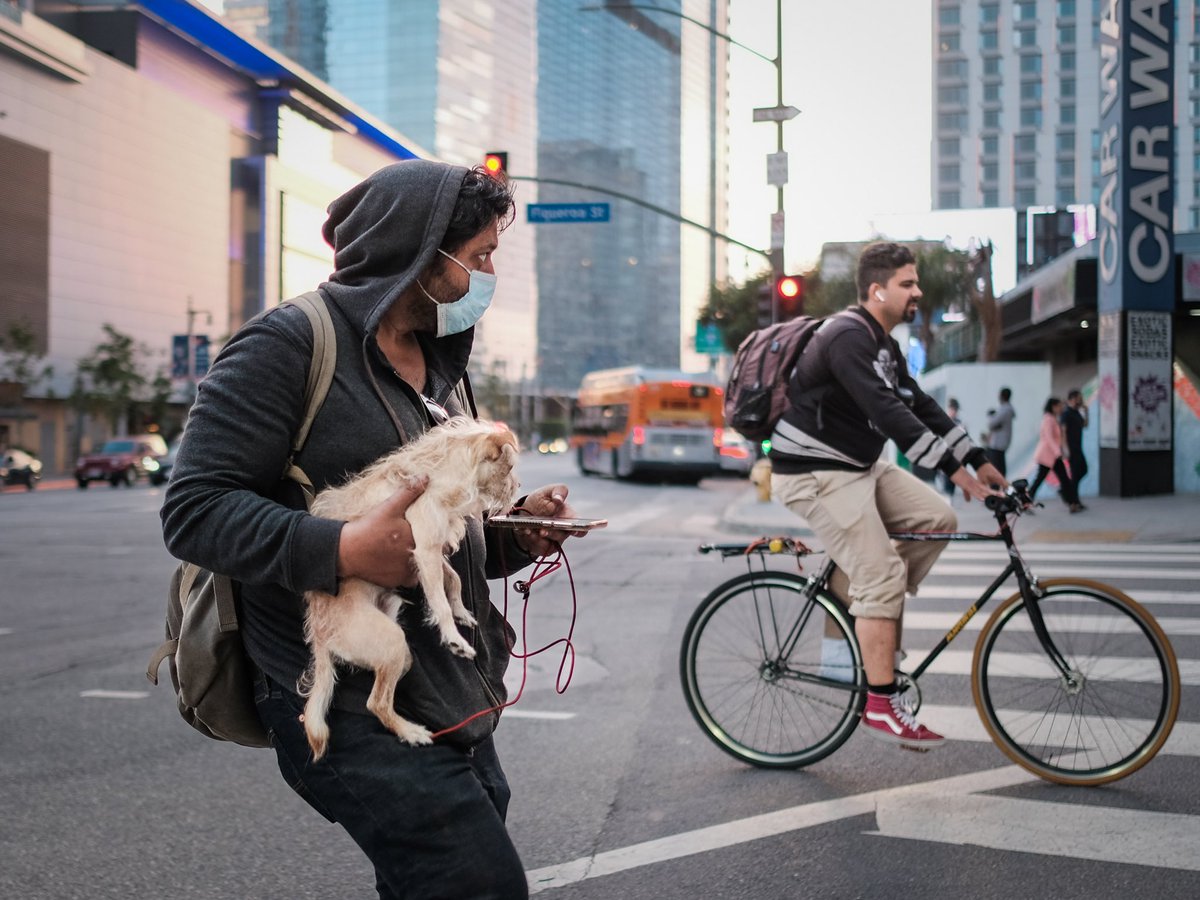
[902,303,918,324]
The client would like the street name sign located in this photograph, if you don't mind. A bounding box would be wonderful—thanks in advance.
[752,105,800,123]
[766,151,789,187]
[527,202,611,224]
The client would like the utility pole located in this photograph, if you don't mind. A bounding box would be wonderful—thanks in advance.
[184,296,211,404]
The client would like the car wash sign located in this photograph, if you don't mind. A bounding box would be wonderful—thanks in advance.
[1097,0,1174,312]
[1095,0,1174,491]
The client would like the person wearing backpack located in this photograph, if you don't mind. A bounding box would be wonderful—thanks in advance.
[768,242,1006,750]
[162,161,583,899]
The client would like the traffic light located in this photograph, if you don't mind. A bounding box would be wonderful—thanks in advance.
[483,151,508,179]
[775,274,805,320]
[756,281,774,328]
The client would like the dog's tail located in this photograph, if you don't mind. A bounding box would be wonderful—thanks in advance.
[299,647,338,761]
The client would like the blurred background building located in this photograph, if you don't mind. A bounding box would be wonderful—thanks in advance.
[931,0,1191,225]
[219,0,730,392]
[0,0,422,466]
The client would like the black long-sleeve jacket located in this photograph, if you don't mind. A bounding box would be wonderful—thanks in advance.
[161,162,531,748]
[769,306,988,476]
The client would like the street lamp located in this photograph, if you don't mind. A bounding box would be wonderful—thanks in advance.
[581,2,796,323]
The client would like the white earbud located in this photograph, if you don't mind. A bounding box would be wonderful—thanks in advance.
[874,290,886,302]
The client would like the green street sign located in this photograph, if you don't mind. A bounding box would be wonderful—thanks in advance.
[695,321,725,354]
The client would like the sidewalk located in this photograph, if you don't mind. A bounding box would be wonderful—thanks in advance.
[720,482,1200,544]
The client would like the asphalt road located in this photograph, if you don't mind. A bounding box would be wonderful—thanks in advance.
[1,454,1197,899]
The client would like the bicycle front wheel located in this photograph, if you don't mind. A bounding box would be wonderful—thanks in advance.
[680,570,864,769]
[972,578,1180,786]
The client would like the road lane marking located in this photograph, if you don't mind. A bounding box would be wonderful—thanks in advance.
[0,628,11,636]
[911,586,1199,605]
[898,649,1200,685]
[525,766,1035,894]
[902,610,1200,635]
[870,792,1200,871]
[928,563,1199,581]
[80,690,150,700]
[920,703,1200,757]
[504,710,576,720]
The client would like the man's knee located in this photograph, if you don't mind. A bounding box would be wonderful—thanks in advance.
[846,557,907,619]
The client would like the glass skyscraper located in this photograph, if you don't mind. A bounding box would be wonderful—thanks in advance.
[221,0,728,391]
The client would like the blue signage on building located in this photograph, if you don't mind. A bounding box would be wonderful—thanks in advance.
[1096,0,1174,314]
[526,202,611,224]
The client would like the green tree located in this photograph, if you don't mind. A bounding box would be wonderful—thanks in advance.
[0,320,55,393]
[72,324,155,432]
[698,271,771,353]
[802,269,858,319]
[912,243,972,354]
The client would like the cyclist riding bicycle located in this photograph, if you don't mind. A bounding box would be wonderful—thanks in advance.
[769,241,1006,749]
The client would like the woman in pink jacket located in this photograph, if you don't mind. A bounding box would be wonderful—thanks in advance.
[1028,397,1083,513]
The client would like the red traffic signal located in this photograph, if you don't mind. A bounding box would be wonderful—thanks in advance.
[775,274,805,319]
[483,151,508,178]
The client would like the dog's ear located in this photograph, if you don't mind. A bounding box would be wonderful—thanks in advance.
[481,431,507,462]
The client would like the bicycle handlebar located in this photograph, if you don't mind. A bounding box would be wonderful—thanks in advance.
[985,478,1039,517]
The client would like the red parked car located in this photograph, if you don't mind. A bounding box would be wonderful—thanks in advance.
[74,434,168,488]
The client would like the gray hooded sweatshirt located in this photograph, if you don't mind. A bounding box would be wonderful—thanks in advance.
[161,160,525,747]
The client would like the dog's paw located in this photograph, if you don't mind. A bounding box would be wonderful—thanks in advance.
[399,724,434,746]
[445,635,477,659]
[453,608,478,627]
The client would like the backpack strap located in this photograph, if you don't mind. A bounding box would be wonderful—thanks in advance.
[453,372,476,419]
[281,291,336,507]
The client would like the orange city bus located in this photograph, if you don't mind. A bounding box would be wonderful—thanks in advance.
[570,366,724,482]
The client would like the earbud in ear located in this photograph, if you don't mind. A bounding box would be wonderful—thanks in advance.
[874,291,885,302]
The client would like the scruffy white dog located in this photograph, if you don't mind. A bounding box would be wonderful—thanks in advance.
[299,417,521,759]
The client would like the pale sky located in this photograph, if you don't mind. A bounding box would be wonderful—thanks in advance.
[726,0,937,279]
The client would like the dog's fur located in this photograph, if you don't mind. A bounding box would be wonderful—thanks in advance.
[298,418,520,759]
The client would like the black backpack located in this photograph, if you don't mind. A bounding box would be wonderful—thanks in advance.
[724,316,827,442]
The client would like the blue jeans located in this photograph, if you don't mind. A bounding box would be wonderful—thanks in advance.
[253,671,528,899]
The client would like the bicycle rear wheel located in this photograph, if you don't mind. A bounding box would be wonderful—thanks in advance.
[972,578,1180,786]
[680,570,864,769]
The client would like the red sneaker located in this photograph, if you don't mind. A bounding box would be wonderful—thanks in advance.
[861,691,945,751]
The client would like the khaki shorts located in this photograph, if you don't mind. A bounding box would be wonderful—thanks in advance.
[772,461,957,619]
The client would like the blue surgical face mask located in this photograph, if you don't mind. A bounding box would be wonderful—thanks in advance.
[418,248,497,337]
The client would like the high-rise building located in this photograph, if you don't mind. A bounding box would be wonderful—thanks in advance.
[221,0,729,392]
[931,1,1191,225]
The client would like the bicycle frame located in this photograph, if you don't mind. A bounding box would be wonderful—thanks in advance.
[747,509,1075,690]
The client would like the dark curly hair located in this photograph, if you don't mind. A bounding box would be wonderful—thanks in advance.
[441,166,516,252]
[855,241,916,302]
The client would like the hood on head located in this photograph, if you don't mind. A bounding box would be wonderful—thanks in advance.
[320,160,470,337]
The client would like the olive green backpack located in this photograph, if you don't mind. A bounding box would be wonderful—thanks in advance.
[146,291,335,748]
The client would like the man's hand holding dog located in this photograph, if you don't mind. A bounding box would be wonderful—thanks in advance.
[512,483,582,557]
[336,475,429,588]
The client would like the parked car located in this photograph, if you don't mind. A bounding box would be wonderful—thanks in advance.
[148,436,182,486]
[718,430,758,476]
[74,434,168,488]
[1,449,43,490]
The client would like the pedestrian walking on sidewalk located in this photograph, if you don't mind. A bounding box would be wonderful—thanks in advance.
[768,242,1006,750]
[1029,396,1083,513]
[983,387,1015,476]
[1061,389,1089,497]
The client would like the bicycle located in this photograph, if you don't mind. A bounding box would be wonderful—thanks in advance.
[679,481,1181,786]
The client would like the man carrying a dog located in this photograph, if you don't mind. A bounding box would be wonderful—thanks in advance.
[768,242,1006,751]
[163,160,580,899]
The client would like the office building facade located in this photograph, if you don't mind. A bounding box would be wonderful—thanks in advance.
[931,0,1192,226]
